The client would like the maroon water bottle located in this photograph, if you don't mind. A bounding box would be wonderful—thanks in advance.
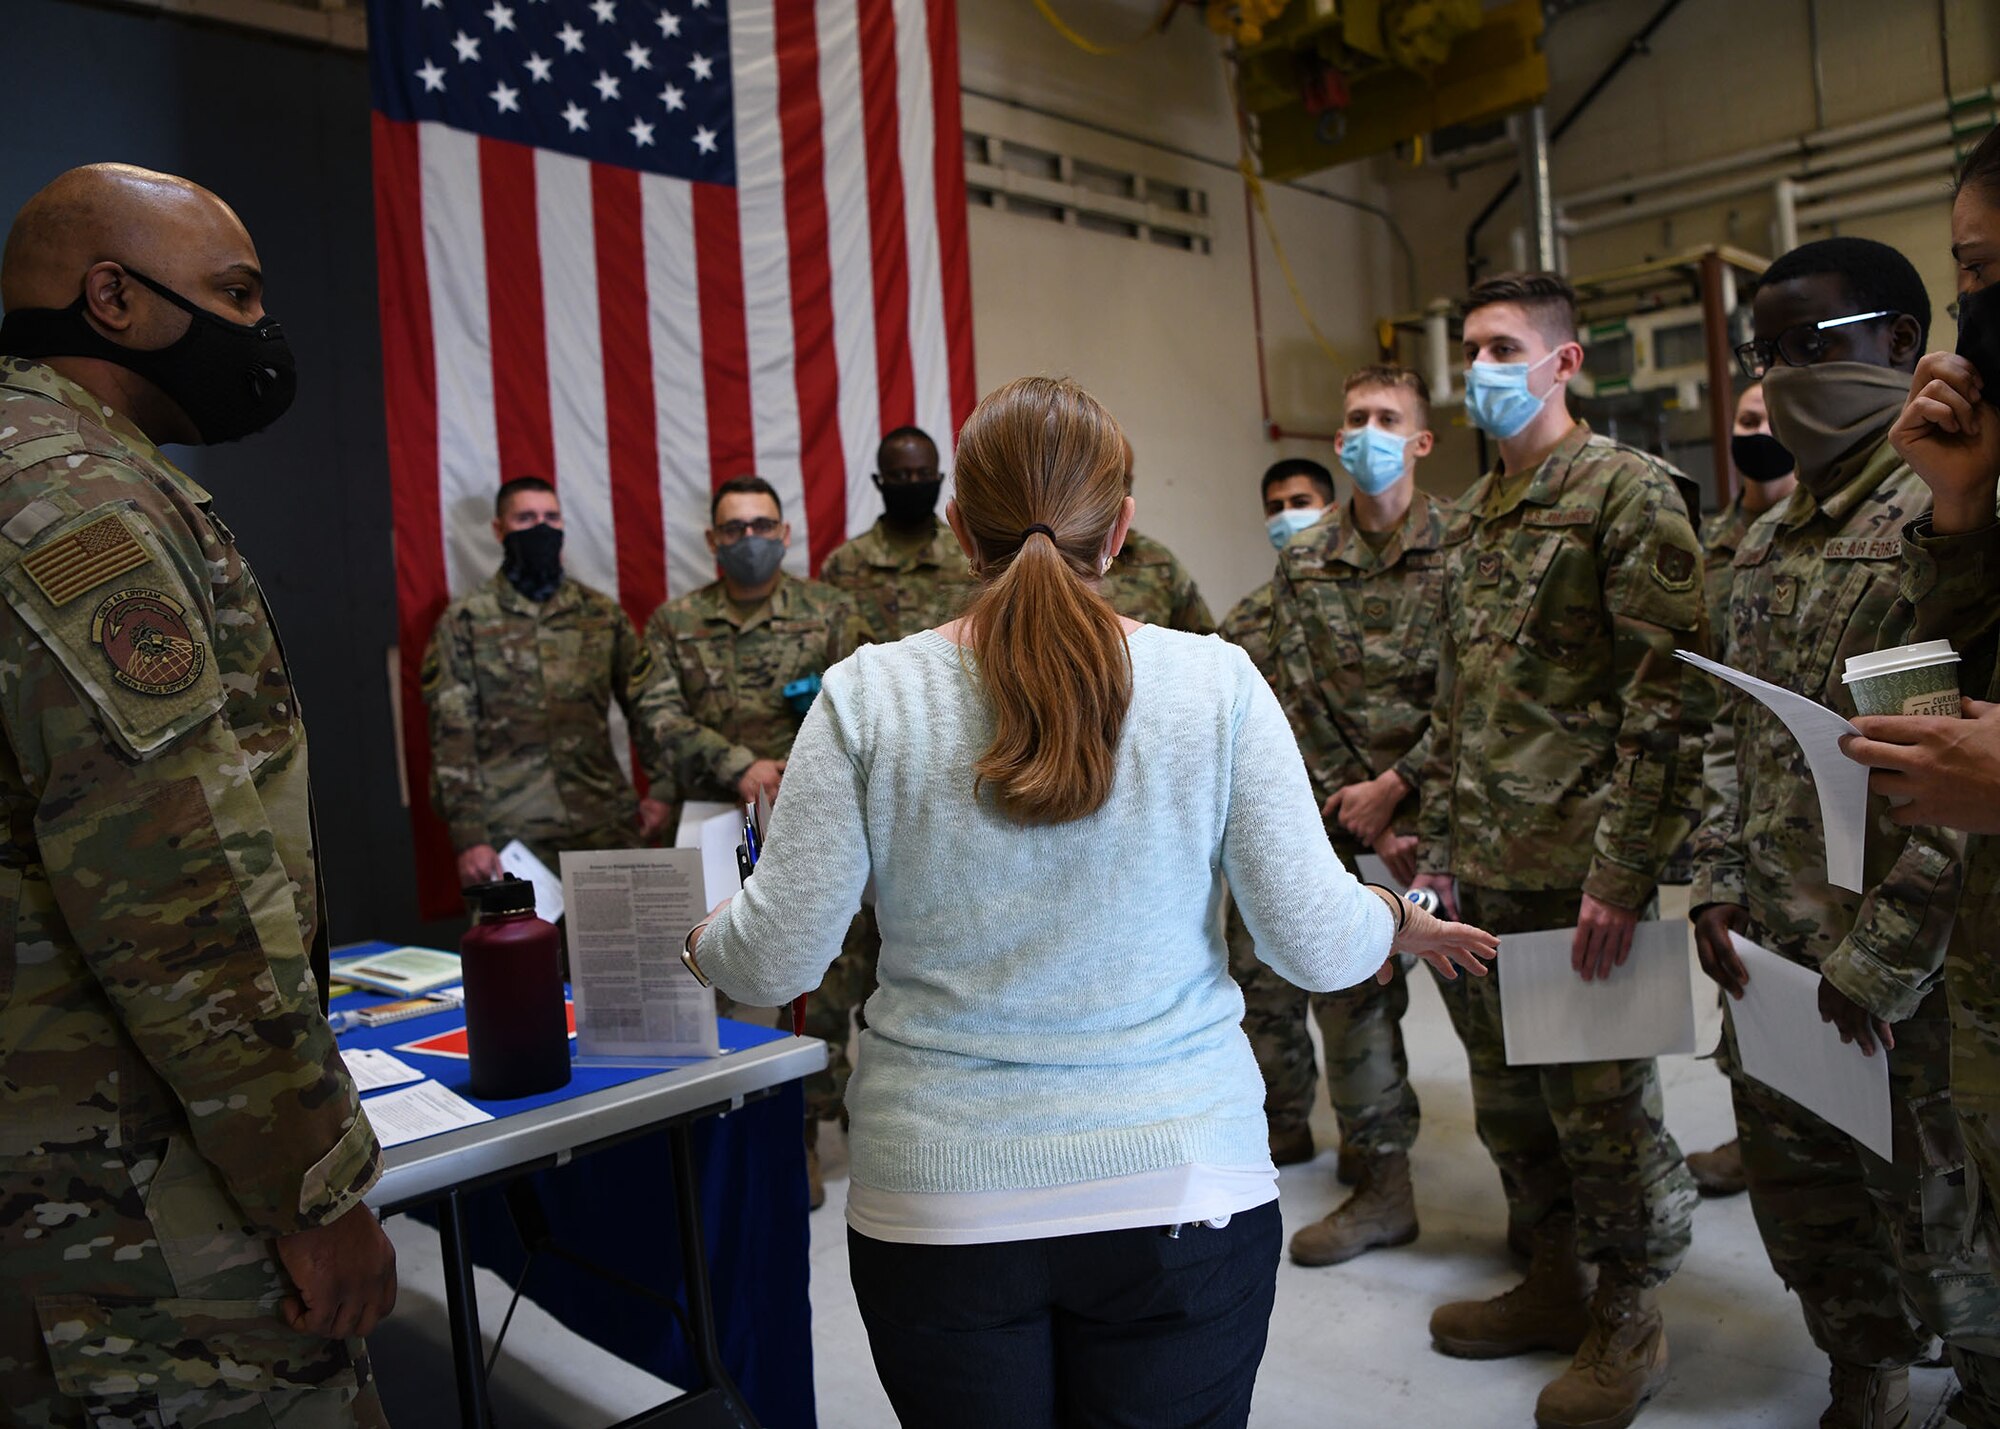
[460,876,571,1099]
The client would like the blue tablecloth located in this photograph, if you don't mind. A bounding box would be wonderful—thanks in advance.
[333,942,817,1427]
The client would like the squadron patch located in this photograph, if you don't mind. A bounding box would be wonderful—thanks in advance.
[91,588,206,696]
[22,513,149,606]
[1651,543,1698,592]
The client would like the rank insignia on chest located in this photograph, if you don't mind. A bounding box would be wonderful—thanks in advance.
[1769,577,1798,616]
[22,512,150,606]
[92,588,206,696]
[1475,552,1503,584]
[1362,596,1392,626]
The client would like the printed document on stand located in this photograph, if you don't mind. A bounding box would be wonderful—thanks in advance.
[561,848,720,1059]
[1499,921,1697,1066]
[1729,932,1893,1159]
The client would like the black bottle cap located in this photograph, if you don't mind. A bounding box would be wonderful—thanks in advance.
[463,874,537,917]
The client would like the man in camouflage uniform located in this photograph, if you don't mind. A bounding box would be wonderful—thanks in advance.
[423,476,669,889]
[1685,379,1794,1200]
[1101,438,1214,632]
[1218,456,1330,1162]
[1252,369,1451,1271]
[639,475,872,1207]
[819,425,975,643]
[1691,237,2000,1427]
[0,165,393,1428]
[1410,273,1705,1429]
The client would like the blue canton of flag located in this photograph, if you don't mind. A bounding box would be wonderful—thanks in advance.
[370,0,735,186]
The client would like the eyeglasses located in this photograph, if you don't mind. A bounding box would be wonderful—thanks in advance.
[1734,310,1899,379]
[714,517,782,541]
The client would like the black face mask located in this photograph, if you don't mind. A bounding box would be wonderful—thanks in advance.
[0,268,296,444]
[875,476,942,527]
[1958,284,2000,395]
[1730,431,1797,483]
[502,524,564,602]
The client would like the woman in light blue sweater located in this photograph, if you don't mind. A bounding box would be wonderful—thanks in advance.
[684,376,1495,1428]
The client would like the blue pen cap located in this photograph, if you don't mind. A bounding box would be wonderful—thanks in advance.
[783,672,823,715]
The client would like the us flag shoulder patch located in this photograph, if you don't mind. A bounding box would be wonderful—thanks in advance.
[22,513,150,607]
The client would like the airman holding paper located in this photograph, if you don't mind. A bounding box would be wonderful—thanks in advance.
[1689,236,2000,1425]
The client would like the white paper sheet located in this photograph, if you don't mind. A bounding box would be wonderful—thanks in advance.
[1675,649,1867,892]
[1499,921,1697,1066]
[342,1048,426,1093]
[673,800,738,849]
[361,1080,494,1147]
[699,808,747,906]
[560,848,720,1059]
[1729,933,1894,1159]
[498,840,565,923]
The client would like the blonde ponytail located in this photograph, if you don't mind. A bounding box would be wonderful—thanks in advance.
[954,378,1133,825]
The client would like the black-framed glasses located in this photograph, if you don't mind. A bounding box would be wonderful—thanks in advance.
[1734,310,1899,379]
[714,517,782,541]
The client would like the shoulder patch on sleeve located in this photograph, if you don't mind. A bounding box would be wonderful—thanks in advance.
[20,512,150,606]
[419,642,446,696]
[1652,541,1699,592]
[0,514,221,759]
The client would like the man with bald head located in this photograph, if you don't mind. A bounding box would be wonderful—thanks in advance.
[0,165,393,1427]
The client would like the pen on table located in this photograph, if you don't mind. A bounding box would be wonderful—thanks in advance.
[327,986,464,1034]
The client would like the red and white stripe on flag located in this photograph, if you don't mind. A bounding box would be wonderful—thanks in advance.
[372,0,976,917]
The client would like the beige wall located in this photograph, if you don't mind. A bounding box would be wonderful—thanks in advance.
[955,0,2000,596]
[1373,0,2000,492]
[958,1,1395,617]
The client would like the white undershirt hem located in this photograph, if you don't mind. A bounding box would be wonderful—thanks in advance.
[846,1163,1280,1246]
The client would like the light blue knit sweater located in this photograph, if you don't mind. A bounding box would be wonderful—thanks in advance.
[698,625,1394,1194]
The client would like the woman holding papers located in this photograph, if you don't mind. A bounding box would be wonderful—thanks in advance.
[681,376,1495,1429]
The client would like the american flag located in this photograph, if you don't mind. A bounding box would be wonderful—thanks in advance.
[369,0,975,915]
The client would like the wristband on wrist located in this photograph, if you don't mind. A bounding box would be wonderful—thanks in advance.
[680,920,715,986]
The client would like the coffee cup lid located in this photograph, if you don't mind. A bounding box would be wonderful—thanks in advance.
[1841,639,1959,684]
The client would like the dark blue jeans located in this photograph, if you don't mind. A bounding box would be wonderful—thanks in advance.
[847,1199,1281,1429]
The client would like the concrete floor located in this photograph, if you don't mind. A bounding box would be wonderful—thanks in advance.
[371,901,1963,1427]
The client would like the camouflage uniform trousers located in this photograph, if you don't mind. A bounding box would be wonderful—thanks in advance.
[1,1136,385,1429]
[718,905,880,1125]
[1227,900,1419,1156]
[1722,980,2000,1404]
[1431,885,1697,1285]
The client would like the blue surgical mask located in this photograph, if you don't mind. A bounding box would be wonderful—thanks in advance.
[1338,426,1409,495]
[1266,506,1323,550]
[1463,349,1564,439]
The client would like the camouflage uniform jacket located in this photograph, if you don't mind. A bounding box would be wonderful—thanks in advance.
[1219,579,1277,681]
[1901,509,2000,1104]
[1415,423,1708,907]
[423,572,664,856]
[1102,529,1215,633]
[817,518,976,643]
[1690,435,1955,1022]
[638,572,870,802]
[1703,494,1755,652]
[0,359,378,1234]
[1272,494,1449,811]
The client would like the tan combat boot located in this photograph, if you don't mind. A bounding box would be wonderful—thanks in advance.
[805,1120,825,1211]
[1289,1152,1418,1266]
[1821,1362,1910,1429]
[1269,1122,1315,1168]
[1534,1272,1668,1429]
[1431,1215,1592,1359]
[1684,1138,1747,1198]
